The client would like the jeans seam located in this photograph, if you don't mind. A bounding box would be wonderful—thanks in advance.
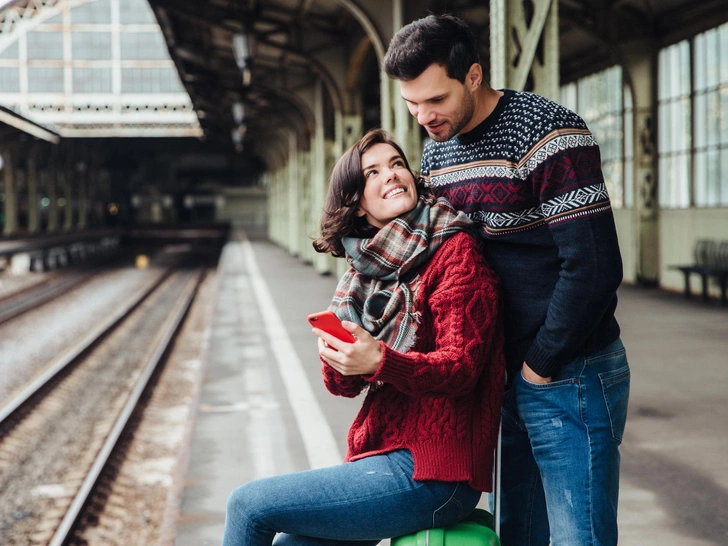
[584,347,625,363]
[432,483,460,528]
[600,368,629,442]
[526,465,539,546]
[581,369,597,546]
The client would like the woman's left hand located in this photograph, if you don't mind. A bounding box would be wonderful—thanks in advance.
[313,321,382,376]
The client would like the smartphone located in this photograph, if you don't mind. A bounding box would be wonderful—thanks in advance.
[307,310,356,344]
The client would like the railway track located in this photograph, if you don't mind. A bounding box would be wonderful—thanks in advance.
[0,271,96,326]
[0,269,204,545]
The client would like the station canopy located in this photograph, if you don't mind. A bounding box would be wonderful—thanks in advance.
[1,0,726,164]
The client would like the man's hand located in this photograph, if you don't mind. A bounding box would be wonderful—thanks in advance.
[521,362,551,384]
[314,321,382,376]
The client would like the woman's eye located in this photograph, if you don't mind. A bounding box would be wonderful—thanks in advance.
[365,170,377,178]
[393,160,405,167]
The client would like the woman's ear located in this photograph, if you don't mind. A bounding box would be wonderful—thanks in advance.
[355,207,367,218]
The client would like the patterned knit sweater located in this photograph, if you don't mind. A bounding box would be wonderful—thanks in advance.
[322,232,505,492]
[421,89,623,378]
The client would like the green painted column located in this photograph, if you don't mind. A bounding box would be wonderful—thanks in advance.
[78,170,88,230]
[63,171,74,232]
[620,38,659,285]
[27,153,40,235]
[312,79,332,274]
[2,150,17,237]
[298,151,313,264]
[490,0,559,100]
[287,132,300,257]
[46,169,58,233]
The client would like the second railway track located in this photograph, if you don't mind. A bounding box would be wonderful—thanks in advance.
[0,269,203,546]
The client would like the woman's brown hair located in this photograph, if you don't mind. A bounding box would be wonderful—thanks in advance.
[312,129,426,257]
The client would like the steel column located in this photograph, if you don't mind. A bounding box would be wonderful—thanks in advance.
[490,0,559,100]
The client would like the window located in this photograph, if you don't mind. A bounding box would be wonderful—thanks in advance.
[560,66,632,208]
[658,41,691,208]
[73,67,112,93]
[0,68,20,92]
[0,41,18,60]
[623,89,635,208]
[72,32,113,60]
[26,31,64,60]
[121,67,183,93]
[71,0,112,24]
[120,31,168,60]
[693,23,728,207]
[119,0,157,24]
[28,67,65,93]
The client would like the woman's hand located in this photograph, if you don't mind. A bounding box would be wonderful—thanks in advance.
[313,321,382,376]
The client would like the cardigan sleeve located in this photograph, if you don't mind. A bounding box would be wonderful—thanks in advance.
[321,358,367,398]
[366,233,502,397]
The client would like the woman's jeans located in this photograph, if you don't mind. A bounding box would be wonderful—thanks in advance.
[222,449,481,546]
[499,338,630,546]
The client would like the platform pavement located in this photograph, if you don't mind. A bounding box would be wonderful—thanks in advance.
[174,232,728,546]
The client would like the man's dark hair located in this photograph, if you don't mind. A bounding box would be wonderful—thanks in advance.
[383,14,479,83]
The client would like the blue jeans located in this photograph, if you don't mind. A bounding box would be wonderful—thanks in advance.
[222,449,481,546]
[499,338,630,546]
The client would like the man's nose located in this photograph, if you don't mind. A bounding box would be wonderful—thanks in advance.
[417,106,435,126]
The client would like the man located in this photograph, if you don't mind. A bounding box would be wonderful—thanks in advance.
[383,14,630,546]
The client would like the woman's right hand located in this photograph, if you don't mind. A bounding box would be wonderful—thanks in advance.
[314,322,382,376]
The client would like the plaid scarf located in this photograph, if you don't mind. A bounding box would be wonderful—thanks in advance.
[330,196,473,353]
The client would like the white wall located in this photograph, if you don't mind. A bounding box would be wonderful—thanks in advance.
[219,187,268,230]
[613,208,638,285]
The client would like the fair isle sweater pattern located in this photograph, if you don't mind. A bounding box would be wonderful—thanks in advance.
[420,89,623,378]
[421,91,611,237]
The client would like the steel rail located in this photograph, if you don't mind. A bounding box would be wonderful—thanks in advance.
[0,271,95,325]
[0,269,172,425]
[47,270,203,546]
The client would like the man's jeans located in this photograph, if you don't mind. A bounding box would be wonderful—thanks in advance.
[499,338,630,546]
[222,449,481,546]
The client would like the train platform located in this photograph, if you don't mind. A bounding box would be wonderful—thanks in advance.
[173,231,728,546]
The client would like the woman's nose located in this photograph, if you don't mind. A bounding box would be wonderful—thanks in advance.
[384,167,398,182]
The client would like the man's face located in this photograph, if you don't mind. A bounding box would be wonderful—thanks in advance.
[399,63,476,142]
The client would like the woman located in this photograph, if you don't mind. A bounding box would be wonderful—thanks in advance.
[223,129,505,546]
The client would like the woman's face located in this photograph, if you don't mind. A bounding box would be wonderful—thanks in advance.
[356,143,418,229]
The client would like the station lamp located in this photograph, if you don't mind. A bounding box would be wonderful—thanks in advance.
[232,33,254,87]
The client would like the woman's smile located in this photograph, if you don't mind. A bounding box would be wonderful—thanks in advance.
[357,143,419,228]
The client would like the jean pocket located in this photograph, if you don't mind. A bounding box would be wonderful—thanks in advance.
[431,484,480,528]
[519,370,578,389]
[599,364,630,442]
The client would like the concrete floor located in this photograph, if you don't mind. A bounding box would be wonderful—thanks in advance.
[175,233,728,546]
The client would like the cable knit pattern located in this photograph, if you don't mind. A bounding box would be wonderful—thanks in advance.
[322,232,505,492]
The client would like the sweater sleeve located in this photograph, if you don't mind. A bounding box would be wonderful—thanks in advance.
[366,233,502,396]
[524,135,623,377]
[321,358,367,398]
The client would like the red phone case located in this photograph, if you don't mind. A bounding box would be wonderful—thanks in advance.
[307,311,356,343]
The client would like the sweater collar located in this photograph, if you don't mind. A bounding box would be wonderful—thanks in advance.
[455,89,513,145]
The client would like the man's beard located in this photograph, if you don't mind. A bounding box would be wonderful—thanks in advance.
[427,88,476,142]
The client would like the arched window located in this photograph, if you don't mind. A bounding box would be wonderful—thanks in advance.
[560,66,634,209]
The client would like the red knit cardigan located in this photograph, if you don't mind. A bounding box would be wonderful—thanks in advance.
[322,232,506,492]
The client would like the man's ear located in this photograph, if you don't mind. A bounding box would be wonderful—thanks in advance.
[467,63,482,90]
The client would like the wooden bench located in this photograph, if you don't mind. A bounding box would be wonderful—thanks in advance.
[670,239,728,305]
